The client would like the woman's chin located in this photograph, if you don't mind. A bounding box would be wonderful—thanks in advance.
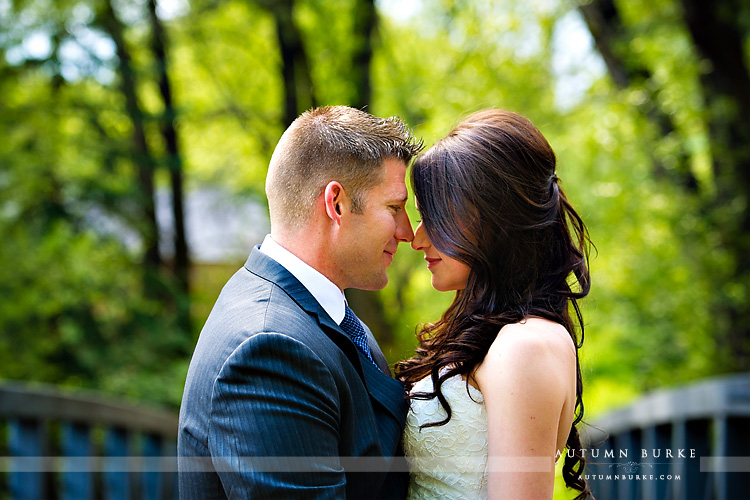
[430,278,461,293]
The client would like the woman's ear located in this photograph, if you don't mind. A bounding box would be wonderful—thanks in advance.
[324,181,345,225]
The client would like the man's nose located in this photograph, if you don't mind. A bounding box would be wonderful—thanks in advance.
[396,211,414,243]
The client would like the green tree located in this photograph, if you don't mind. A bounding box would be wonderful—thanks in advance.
[0,0,193,405]
[1,0,744,415]
[579,0,750,372]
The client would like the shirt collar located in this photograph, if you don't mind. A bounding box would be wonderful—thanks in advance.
[259,234,346,324]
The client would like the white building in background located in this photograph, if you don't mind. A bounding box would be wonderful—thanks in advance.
[87,187,269,264]
[156,188,269,264]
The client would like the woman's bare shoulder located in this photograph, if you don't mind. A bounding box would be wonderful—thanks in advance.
[493,317,574,358]
[474,317,576,389]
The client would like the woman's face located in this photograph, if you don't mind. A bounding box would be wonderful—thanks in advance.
[411,220,471,292]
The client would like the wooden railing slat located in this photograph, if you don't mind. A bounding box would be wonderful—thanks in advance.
[142,433,163,500]
[617,429,641,500]
[1,383,178,500]
[717,416,750,500]
[60,421,94,500]
[8,419,45,500]
[103,427,130,500]
[163,439,179,500]
[641,423,671,500]
[587,436,617,499]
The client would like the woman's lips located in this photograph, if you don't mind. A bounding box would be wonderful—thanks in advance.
[425,257,441,269]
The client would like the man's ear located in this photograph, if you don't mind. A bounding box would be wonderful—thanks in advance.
[324,181,345,225]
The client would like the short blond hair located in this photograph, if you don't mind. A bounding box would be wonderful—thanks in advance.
[266,106,422,228]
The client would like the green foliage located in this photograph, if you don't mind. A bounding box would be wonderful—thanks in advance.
[170,0,283,192]
[1,0,745,427]
[555,87,717,404]
[372,0,724,415]
[0,217,191,407]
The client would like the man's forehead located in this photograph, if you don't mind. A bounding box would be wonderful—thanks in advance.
[382,178,408,200]
[378,158,408,194]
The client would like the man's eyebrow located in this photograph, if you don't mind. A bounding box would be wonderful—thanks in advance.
[387,194,409,204]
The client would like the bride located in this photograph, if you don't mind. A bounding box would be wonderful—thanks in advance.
[397,109,592,500]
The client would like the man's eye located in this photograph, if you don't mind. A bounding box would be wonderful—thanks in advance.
[390,205,402,212]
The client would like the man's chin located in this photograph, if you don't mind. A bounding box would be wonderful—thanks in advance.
[348,273,389,291]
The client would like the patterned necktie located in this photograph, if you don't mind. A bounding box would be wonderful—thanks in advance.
[340,305,378,368]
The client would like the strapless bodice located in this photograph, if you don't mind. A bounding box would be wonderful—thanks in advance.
[403,373,489,499]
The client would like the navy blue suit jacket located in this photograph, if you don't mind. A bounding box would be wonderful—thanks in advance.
[178,248,409,499]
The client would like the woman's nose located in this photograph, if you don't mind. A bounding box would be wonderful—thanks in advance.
[411,221,428,251]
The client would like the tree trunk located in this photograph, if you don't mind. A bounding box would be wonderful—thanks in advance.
[346,288,394,347]
[580,0,750,370]
[265,0,315,126]
[578,0,696,190]
[147,0,191,332]
[100,0,162,293]
[259,0,395,349]
[680,0,750,370]
[344,0,395,349]
[351,0,377,110]
[577,0,633,89]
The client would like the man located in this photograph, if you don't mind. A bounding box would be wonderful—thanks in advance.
[178,106,422,499]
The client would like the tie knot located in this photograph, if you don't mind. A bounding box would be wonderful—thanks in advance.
[341,305,365,338]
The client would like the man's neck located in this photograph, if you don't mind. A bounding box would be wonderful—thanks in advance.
[260,234,346,323]
[270,229,343,291]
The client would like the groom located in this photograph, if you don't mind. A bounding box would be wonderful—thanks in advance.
[178,106,421,499]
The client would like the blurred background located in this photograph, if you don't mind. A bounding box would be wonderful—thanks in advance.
[0,0,748,453]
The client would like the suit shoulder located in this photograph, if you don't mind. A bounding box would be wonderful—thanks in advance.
[221,331,335,381]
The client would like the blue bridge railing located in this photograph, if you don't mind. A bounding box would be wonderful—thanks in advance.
[584,372,750,500]
[4,374,747,499]
[0,382,178,500]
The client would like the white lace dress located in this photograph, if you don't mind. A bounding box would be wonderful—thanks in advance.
[403,373,489,499]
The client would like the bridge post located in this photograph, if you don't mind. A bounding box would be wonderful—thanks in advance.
[0,383,178,500]
[8,419,46,500]
[60,421,94,500]
[588,373,750,500]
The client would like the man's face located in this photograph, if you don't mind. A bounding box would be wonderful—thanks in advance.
[337,158,414,290]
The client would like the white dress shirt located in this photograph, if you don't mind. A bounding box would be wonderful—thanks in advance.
[259,234,346,324]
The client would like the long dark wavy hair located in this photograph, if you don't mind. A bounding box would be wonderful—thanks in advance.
[395,109,593,499]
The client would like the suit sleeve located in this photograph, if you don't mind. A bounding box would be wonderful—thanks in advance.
[208,332,345,499]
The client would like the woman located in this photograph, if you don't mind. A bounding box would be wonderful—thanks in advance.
[397,109,592,500]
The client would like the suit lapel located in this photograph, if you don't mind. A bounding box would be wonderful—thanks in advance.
[244,248,407,424]
[244,247,335,328]
[363,323,392,377]
[244,249,360,369]
[358,352,409,424]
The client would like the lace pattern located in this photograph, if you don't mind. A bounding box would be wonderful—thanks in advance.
[403,373,489,500]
